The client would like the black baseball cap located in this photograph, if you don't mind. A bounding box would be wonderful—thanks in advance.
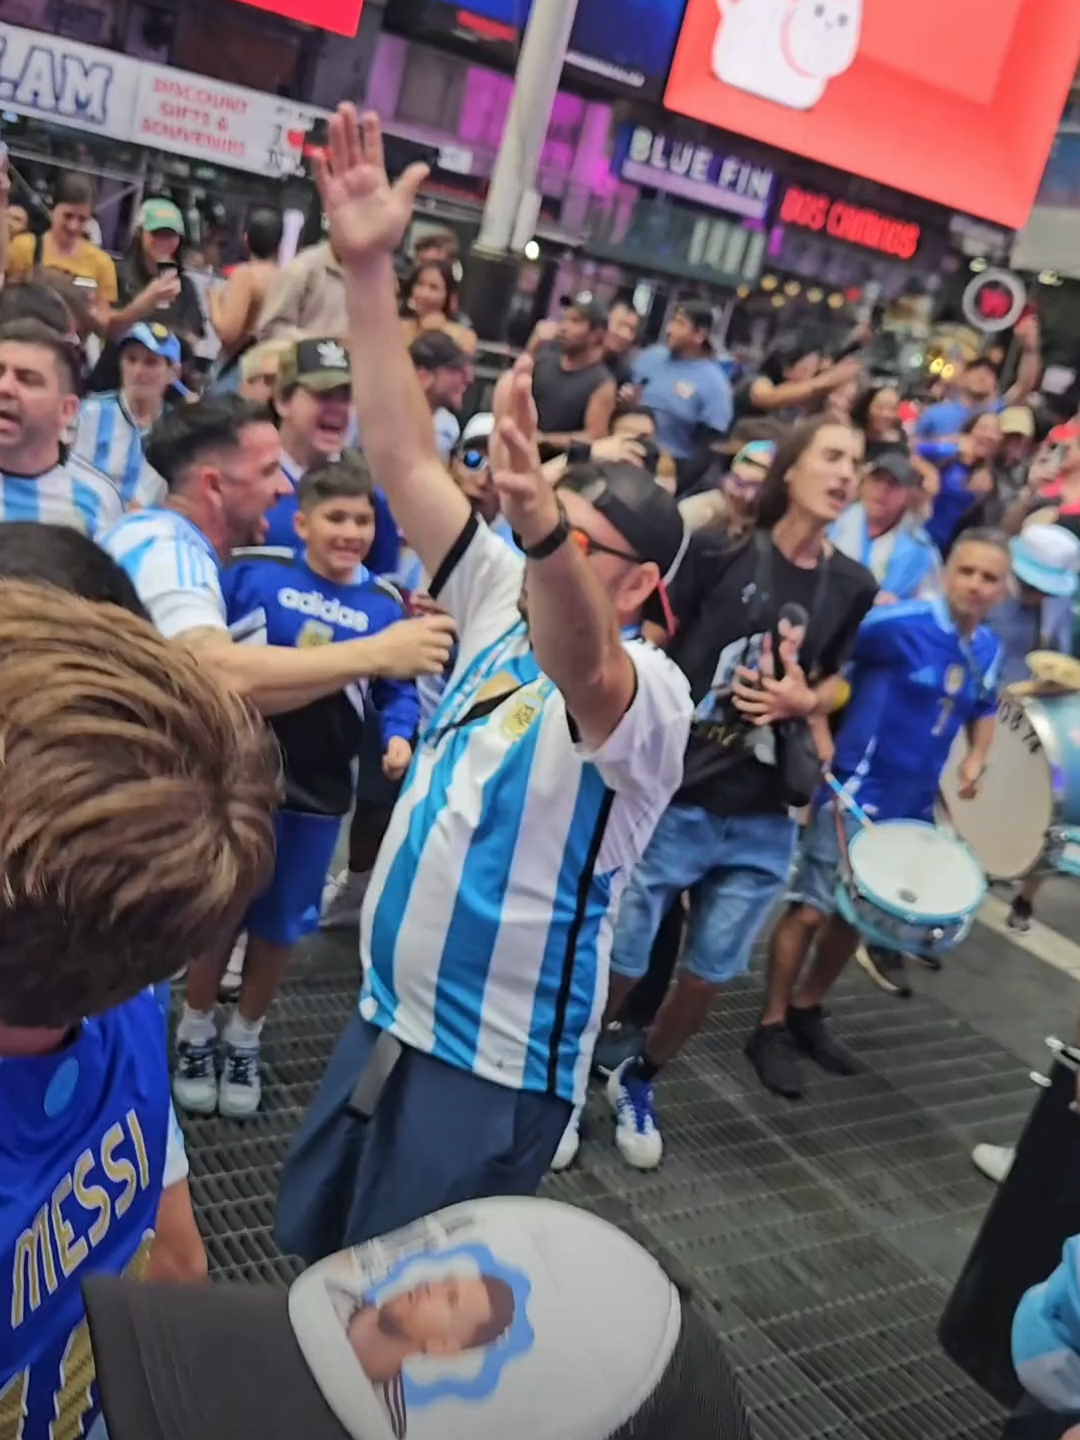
[560,460,688,631]
[409,332,469,373]
[83,1197,751,1440]
[867,450,921,488]
[566,292,608,331]
[278,337,352,393]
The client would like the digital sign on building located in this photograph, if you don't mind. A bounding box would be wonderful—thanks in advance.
[663,0,1080,230]
[232,0,364,36]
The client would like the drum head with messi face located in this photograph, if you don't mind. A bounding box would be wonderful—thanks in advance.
[848,821,985,924]
[939,696,1055,880]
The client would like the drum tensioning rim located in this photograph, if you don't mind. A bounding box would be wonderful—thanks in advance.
[1010,693,1070,834]
[846,819,986,926]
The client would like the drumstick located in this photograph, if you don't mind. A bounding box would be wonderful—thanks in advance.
[822,771,875,828]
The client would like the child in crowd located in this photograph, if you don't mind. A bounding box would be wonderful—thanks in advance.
[73,322,186,509]
[193,455,420,1119]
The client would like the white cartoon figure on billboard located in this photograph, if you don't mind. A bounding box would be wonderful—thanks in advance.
[712,0,863,110]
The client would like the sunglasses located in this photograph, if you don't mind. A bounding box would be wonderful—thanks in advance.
[460,448,489,472]
[569,527,640,565]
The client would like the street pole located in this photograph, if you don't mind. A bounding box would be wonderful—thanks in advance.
[462,0,581,341]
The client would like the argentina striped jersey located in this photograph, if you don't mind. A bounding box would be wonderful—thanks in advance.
[103,508,226,639]
[73,392,166,510]
[359,517,692,1106]
[0,453,121,538]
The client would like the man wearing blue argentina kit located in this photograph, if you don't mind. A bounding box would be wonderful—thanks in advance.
[632,300,732,492]
[217,456,420,1118]
[275,106,691,1258]
[0,571,279,1440]
[264,336,401,575]
[751,529,1008,1098]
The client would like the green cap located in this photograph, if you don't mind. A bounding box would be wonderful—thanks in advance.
[138,198,185,236]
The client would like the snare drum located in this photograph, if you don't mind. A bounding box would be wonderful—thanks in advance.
[939,692,1080,879]
[835,819,986,957]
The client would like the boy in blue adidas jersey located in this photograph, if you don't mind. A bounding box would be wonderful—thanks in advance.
[203,455,420,1119]
[750,528,1009,1098]
[73,321,183,510]
[0,571,278,1440]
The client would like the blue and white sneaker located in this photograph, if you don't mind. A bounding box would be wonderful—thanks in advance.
[607,1059,663,1170]
[550,1104,583,1173]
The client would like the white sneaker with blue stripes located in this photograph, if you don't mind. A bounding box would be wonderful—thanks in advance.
[607,1058,663,1171]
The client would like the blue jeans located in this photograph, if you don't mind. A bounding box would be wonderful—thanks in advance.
[787,802,861,916]
[611,803,797,986]
[275,1015,571,1260]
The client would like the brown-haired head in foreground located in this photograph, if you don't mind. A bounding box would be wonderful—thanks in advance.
[0,581,282,1028]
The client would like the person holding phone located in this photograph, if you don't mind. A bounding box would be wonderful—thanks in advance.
[110,199,204,346]
[85,198,204,394]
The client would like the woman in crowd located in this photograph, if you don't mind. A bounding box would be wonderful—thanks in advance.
[399,259,476,355]
[736,332,862,426]
[918,409,1002,555]
[114,197,205,352]
[851,381,908,462]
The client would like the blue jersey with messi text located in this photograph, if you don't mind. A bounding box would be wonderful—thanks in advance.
[830,597,1002,822]
[222,551,419,815]
[0,993,170,1440]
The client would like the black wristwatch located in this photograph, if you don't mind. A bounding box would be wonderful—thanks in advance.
[523,500,571,560]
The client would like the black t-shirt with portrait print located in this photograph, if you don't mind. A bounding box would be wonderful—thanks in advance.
[666,527,877,817]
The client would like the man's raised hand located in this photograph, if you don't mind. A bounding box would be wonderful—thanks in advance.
[312,105,428,268]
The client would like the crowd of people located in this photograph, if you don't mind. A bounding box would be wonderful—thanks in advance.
[5,103,1080,1440]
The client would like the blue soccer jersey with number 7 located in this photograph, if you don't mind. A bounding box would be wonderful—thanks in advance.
[829,597,1003,823]
[0,992,170,1440]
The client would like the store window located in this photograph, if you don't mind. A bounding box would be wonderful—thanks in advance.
[396,45,466,131]
[172,1,302,96]
[0,0,117,41]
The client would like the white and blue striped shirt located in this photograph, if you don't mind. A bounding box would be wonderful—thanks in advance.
[0,453,122,538]
[359,517,692,1106]
[103,508,226,639]
[73,392,167,511]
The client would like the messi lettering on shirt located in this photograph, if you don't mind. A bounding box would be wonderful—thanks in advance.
[0,993,169,1440]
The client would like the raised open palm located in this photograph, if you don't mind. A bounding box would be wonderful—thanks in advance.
[312,104,428,265]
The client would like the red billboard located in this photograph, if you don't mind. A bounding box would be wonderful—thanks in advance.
[663,0,1080,230]
[232,0,364,36]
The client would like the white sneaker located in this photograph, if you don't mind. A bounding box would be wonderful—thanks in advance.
[218,933,246,1002]
[607,1060,663,1171]
[218,1044,262,1119]
[173,1039,218,1115]
[972,1142,1014,1184]
[550,1108,582,1172]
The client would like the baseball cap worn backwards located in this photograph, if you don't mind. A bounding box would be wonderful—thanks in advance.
[83,1197,751,1440]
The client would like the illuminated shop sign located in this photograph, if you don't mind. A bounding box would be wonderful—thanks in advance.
[778,185,921,261]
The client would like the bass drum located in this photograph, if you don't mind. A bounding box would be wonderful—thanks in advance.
[938,692,1080,880]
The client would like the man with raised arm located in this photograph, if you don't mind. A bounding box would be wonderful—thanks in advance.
[276,106,693,1258]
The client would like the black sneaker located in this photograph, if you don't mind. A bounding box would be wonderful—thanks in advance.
[787,1004,860,1075]
[745,1023,803,1099]
[592,1021,644,1078]
[855,943,912,998]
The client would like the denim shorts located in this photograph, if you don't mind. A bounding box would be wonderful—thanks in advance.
[787,802,861,916]
[610,802,797,986]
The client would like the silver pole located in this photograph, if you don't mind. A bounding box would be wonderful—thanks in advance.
[477,0,581,254]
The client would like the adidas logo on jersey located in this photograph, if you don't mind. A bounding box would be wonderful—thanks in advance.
[278,586,370,633]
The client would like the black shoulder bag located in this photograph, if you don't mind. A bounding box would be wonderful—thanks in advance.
[747,530,833,808]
